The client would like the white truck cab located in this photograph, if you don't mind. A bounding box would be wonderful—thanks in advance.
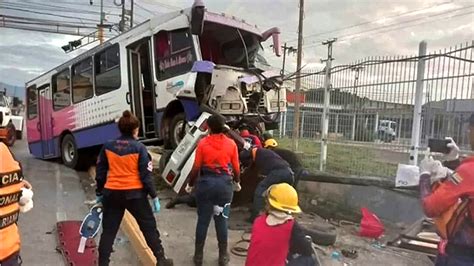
[0,90,24,146]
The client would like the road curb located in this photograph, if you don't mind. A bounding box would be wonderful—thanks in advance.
[121,210,157,265]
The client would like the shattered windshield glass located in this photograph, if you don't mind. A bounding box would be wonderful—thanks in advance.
[199,22,263,69]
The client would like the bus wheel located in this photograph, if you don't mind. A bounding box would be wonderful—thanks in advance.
[167,113,187,149]
[61,134,85,170]
[4,122,16,146]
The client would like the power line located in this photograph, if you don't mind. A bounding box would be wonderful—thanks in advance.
[303,7,474,49]
[0,6,100,23]
[285,1,456,44]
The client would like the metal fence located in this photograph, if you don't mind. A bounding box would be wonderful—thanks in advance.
[279,40,474,178]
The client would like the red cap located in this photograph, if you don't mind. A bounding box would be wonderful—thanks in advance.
[240,129,250,137]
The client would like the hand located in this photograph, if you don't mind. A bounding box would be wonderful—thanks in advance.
[444,137,460,161]
[185,184,193,194]
[152,197,161,213]
[22,180,32,190]
[96,195,103,204]
[232,182,242,192]
[243,141,251,150]
[419,156,449,183]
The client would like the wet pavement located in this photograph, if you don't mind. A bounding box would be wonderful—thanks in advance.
[12,139,137,266]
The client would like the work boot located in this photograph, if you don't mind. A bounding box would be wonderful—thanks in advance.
[218,242,230,266]
[193,242,205,266]
[156,256,174,266]
[156,251,174,266]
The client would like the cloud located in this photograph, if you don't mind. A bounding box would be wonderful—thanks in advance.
[0,0,472,86]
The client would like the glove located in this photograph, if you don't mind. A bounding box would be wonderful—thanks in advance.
[96,195,103,204]
[185,184,193,194]
[444,137,460,161]
[232,181,242,192]
[152,197,161,213]
[19,187,34,213]
[419,156,450,183]
[243,141,251,150]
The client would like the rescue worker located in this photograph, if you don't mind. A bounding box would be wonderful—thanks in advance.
[264,138,310,187]
[240,147,294,222]
[96,110,173,266]
[240,129,262,148]
[418,114,474,265]
[0,142,33,266]
[185,114,241,266]
[246,183,315,266]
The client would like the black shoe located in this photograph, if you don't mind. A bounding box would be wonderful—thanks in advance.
[193,242,204,266]
[165,198,179,209]
[218,243,230,266]
[156,256,174,266]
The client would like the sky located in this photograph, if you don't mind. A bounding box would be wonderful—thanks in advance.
[0,0,473,87]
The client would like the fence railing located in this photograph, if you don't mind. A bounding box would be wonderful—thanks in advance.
[279,40,474,177]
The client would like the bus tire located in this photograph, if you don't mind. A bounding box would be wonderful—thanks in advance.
[299,220,337,246]
[61,134,86,170]
[167,112,187,149]
[16,130,22,140]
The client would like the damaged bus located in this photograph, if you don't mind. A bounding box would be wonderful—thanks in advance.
[26,1,286,169]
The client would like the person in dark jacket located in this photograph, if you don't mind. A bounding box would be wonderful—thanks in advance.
[246,183,316,266]
[96,110,173,266]
[263,138,309,187]
[240,147,294,222]
[185,114,241,266]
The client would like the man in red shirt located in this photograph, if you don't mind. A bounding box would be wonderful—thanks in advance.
[419,114,474,265]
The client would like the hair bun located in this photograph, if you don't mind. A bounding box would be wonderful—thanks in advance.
[122,110,132,118]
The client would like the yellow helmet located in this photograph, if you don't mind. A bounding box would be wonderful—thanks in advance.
[264,138,278,148]
[266,183,301,213]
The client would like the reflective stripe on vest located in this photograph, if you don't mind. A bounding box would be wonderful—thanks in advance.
[0,143,22,260]
[104,150,143,190]
[433,171,473,239]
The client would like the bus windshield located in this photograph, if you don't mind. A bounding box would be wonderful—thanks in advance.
[199,22,261,68]
[0,95,7,107]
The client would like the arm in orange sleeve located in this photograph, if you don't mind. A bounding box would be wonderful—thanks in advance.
[188,143,203,187]
[231,143,241,183]
[422,180,460,218]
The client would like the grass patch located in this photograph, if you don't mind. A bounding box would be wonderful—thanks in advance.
[276,138,398,177]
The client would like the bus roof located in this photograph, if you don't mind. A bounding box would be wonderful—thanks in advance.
[26,6,267,87]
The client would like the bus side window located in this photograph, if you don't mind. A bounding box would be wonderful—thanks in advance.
[52,68,72,110]
[27,86,38,119]
[72,57,93,103]
[95,44,121,95]
[154,29,195,81]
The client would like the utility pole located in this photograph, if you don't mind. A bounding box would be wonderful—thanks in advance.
[320,38,336,171]
[292,0,304,151]
[120,0,126,32]
[130,0,134,28]
[280,43,298,77]
[90,0,105,44]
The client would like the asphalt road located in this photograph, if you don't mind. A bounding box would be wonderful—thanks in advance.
[11,139,137,266]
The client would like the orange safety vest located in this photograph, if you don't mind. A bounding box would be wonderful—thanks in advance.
[433,171,473,239]
[0,142,23,261]
[103,150,143,190]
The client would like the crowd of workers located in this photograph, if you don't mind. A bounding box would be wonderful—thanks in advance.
[1,111,473,266]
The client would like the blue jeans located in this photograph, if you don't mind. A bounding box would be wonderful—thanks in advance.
[435,254,474,266]
[251,168,294,221]
[195,176,233,245]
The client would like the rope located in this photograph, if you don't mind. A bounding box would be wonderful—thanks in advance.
[230,231,251,257]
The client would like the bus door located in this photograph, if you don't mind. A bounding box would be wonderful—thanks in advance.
[38,84,55,158]
[128,38,155,138]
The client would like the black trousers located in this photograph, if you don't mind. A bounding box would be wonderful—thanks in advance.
[98,192,164,266]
